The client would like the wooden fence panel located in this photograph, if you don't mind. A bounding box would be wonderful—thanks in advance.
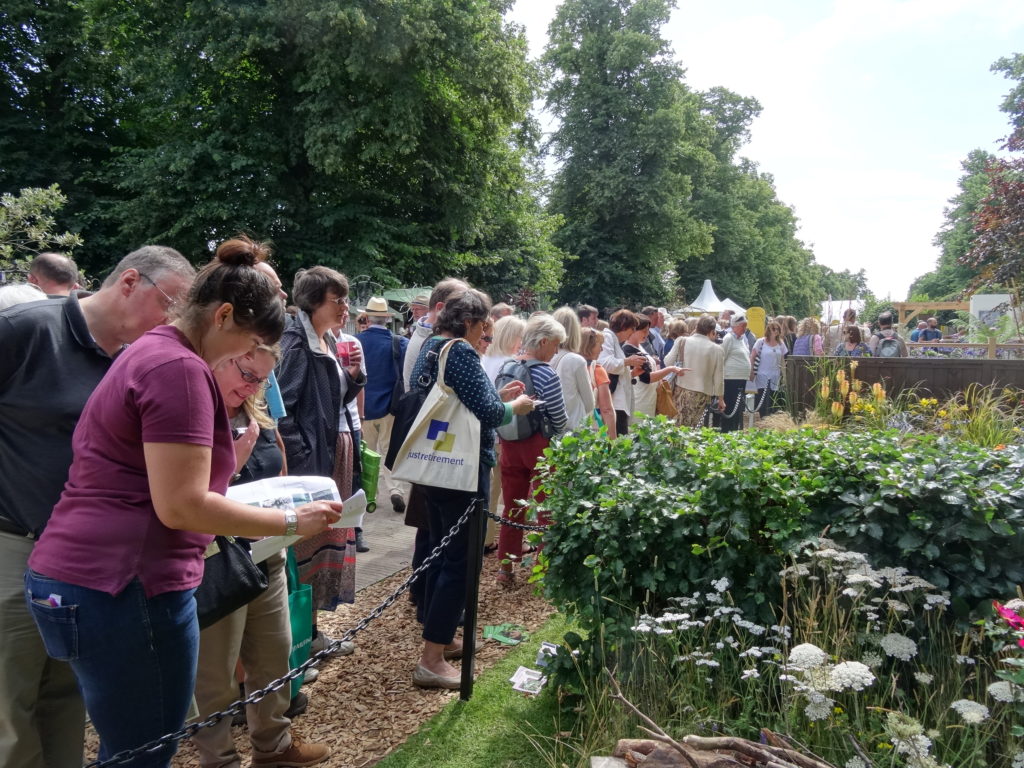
[784,356,1024,414]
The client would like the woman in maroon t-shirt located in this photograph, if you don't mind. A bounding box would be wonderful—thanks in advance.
[26,238,342,768]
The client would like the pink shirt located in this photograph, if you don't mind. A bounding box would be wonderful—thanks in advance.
[29,326,235,597]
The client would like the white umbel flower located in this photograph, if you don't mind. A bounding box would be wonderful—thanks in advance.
[913,671,934,685]
[1011,750,1024,768]
[803,692,833,721]
[879,633,917,661]
[987,680,1024,703]
[828,661,875,692]
[950,699,990,724]
[845,758,868,768]
[788,643,828,669]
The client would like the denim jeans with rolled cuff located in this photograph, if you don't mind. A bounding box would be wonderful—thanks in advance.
[25,570,199,768]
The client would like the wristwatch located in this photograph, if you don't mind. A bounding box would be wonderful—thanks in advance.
[284,509,298,536]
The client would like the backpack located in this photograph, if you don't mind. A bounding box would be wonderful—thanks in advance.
[876,331,902,358]
[494,359,554,441]
[387,334,406,416]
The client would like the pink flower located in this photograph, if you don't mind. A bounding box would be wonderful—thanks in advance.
[994,601,1024,632]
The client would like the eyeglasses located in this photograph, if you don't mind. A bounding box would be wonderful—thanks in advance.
[139,272,178,309]
[233,359,269,388]
[327,296,349,306]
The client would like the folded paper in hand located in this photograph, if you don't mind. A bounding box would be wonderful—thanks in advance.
[225,476,366,565]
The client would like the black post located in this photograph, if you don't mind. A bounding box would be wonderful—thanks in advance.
[460,497,485,701]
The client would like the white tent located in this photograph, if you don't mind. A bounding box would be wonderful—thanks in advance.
[680,280,747,315]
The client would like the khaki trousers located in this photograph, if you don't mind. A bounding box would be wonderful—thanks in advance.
[362,414,408,502]
[192,552,292,768]
[0,531,84,768]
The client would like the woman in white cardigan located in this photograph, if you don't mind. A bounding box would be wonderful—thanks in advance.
[551,307,595,431]
[671,314,724,427]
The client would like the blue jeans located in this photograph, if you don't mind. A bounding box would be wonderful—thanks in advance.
[419,464,489,645]
[25,571,199,768]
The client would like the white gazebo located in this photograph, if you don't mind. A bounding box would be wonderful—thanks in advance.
[679,280,746,316]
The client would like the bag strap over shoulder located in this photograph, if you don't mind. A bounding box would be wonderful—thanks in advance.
[434,338,462,394]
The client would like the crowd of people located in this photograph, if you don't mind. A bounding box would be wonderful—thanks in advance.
[0,244,927,768]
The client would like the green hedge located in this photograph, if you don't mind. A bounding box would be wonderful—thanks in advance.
[534,421,1024,678]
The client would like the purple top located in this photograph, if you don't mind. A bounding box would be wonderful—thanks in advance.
[29,326,235,597]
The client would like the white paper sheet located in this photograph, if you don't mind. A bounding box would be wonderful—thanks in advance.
[225,476,366,564]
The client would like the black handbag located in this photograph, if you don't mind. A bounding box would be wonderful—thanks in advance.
[195,535,270,630]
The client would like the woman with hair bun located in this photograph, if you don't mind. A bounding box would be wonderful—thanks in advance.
[26,236,342,768]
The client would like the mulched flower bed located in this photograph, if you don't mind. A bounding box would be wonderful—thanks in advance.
[85,555,553,768]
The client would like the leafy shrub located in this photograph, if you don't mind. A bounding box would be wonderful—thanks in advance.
[534,420,1024,681]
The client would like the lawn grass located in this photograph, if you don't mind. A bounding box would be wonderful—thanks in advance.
[375,613,577,768]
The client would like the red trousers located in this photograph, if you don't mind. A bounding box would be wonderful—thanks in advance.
[497,432,550,565]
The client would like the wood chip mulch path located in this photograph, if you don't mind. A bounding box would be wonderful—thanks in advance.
[86,555,554,768]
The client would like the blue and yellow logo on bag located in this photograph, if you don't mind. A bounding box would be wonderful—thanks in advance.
[427,419,455,452]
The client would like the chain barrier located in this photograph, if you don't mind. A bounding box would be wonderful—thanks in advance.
[484,508,549,532]
[85,499,478,768]
[700,382,777,425]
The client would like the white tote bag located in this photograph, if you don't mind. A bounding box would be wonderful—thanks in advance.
[391,339,481,492]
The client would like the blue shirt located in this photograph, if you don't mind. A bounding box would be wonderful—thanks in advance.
[356,326,408,421]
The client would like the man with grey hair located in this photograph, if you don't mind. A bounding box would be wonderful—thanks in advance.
[26,252,79,296]
[0,245,194,768]
[489,302,514,321]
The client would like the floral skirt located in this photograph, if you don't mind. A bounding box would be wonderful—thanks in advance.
[673,387,712,428]
[293,432,357,610]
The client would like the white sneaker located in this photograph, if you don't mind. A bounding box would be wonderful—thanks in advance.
[310,632,355,657]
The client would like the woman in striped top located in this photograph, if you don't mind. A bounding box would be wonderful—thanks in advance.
[497,314,569,586]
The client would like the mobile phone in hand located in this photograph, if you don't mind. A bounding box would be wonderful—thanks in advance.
[233,427,248,441]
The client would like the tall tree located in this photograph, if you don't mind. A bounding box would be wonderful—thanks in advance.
[0,0,122,267]
[909,149,992,299]
[77,0,562,295]
[545,0,713,307]
[679,87,823,316]
[963,53,1024,288]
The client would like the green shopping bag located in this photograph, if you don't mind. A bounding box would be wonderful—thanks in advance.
[285,547,313,699]
[360,440,381,512]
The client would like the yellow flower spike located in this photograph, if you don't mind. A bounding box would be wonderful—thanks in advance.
[872,382,886,402]
[820,382,830,399]
[835,370,846,384]
[831,401,845,420]
[848,391,859,406]
[938,409,948,418]
[840,380,850,397]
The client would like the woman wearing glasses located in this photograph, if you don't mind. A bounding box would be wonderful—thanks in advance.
[276,266,366,657]
[25,237,341,768]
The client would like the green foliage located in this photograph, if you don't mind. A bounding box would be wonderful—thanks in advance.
[535,422,1024,687]
[910,149,993,300]
[3,0,564,293]
[544,0,714,307]
[963,54,1024,290]
[0,185,83,273]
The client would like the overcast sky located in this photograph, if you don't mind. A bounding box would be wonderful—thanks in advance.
[505,0,1024,300]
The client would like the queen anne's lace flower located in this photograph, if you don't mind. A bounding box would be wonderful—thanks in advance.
[740,668,760,680]
[1011,750,1024,768]
[788,643,828,669]
[711,577,730,592]
[845,758,867,768]
[829,661,875,692]
[803,692,833,721]
[987,681,1024,703]
[880,633,917,661]
[950,699,990,724]
[914,671,934,685]
[861,652,883,668]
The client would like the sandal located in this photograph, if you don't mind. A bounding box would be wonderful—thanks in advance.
[495,570,515,588]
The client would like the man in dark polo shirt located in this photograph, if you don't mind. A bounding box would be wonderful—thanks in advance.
[0,245,195,768]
